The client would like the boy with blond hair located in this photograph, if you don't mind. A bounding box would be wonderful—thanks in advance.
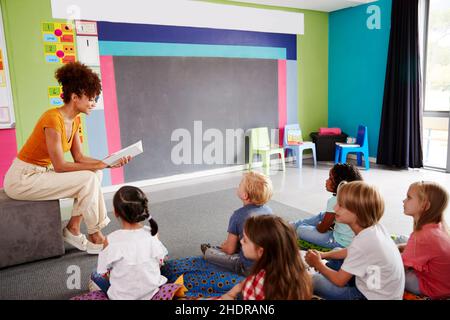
[201,171,273,275]
[305,181,405,300]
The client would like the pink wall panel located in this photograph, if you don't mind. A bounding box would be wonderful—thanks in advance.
[278,60,287,146]
[100,56,124,185]
[0,129,17,188]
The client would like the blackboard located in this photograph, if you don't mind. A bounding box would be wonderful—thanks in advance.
[113,56,279,181]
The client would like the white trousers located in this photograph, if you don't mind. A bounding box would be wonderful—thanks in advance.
[3,158,110,234]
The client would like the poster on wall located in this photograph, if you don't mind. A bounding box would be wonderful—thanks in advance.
[0,48,7,124]
[0,49,6,87]
[75,20,99,66]
[75,20,97,36]
[74,21,103,110]
[0,6,14,129]
[42,21,77,64]
[48,86,64,106]
[0,106,10,124]
[0,89,12,127]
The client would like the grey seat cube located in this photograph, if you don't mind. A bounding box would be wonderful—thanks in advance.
[0,189,65,269]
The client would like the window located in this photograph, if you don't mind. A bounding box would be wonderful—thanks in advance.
[422,0,450,170]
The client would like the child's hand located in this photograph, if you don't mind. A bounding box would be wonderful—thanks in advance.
[220,282,243,300]
[305,250,322,269]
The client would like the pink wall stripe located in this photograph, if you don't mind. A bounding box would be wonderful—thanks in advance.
[278,60,287,146]
[100,56,124,185]
[0,129,17,188]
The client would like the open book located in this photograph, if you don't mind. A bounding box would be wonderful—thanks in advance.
[102,140,143,166]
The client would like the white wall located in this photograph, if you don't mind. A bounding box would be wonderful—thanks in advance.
[51,0,304,35]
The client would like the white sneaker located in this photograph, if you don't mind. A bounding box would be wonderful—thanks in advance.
[86,241,104,254]
[63,227,88,251]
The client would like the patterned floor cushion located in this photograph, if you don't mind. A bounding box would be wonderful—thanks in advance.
[161,256,245,299]
[70,283,186,300]
[70,290,109,300]
[403,291,431,300]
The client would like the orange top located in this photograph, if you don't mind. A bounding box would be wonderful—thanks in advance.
[18,108,80,167]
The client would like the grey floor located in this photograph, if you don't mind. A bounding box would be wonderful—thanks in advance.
[117,160,450,236]
[1,159,449,299]
[0,188,310,300]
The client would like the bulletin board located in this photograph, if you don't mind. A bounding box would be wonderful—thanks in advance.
[0,5,15,129]
[113,56,279,182]
[41,21,76,64]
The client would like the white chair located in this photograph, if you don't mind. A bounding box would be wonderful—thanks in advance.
[283,124,317,168]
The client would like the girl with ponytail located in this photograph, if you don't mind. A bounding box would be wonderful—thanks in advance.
[90,186,169,300]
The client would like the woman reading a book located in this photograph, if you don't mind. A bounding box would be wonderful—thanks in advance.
[3,62,130,254]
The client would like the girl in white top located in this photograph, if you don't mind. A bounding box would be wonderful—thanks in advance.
[93,186,168,300]
[305,181,405,300]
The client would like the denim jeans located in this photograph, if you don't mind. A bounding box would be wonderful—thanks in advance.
[325,259,356,287]
[313,273,366,300]
[405,269,421,295]
[326,259,343,271]
[91,271,110,294]
[392,235,410,245]
[312,258,362,300]
[203,247,246,275]
[292,212,343,249]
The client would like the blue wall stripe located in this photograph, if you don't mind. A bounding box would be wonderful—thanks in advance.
[286,60,298,126]
[99,41,287,59]
[97,21,297,60]
[85,109,112,186]
[328,0,391,157]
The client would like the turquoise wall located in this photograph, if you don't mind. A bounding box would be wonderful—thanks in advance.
[329,0,391,157]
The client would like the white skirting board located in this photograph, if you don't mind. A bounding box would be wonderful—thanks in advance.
[59,156,295,219]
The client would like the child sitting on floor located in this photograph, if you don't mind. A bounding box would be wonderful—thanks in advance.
[221,215,313,300]
[292,163,363,249]
[399,181,450,299]
[201,171,273,275]
[89,186,169,300]
[305,181,405,300]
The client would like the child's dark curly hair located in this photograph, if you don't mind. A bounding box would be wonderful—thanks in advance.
[329,163,363,193]
[55,62,101,103]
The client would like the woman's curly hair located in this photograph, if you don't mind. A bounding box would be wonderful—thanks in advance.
[55,62,101,103]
